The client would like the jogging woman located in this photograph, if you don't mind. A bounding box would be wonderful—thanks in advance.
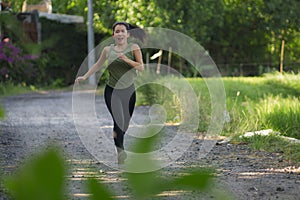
[75,21,145,164]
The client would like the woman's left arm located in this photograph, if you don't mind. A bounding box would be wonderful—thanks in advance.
[119,44,144,71]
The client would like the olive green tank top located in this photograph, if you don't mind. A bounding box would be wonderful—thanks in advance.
[107,43,137,89]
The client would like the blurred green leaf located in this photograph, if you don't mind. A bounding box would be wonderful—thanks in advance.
[125,171,164,199]
[87,178,114,200]
[123,127,164,198]
[169,170,213,190]
[3,147,66,200]
[124,127,161,173]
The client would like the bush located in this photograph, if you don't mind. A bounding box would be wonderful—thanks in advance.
[0,35,39,84]
[39,18,107,86]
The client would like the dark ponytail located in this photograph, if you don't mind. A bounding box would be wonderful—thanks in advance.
[112,21,146,42]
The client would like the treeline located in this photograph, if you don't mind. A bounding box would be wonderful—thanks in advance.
[8,0,300,78]
[48,0,300,76]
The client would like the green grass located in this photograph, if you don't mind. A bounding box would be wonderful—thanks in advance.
[136,72,300,161]
[240,134,300,162]
[0,82,33,97]
[190,73,300,139]
[137,73,300,138]
[0,104,4,119]
[220,74,300,140]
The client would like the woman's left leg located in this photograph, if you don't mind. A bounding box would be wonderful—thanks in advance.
[121,85,136,133]
[104,84,136,164]
[116,85,136,164]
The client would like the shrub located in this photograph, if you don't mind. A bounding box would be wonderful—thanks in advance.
[0,35,38,84]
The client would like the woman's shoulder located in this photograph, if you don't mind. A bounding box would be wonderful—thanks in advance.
[100,45,112,58]
[103,45,112,51]
[130,43,141,51]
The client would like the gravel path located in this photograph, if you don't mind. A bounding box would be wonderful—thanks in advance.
[0,91,299,199]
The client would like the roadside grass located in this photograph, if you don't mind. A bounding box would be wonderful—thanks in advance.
[239,134,300,162]
[137,72,300,162]
[0,104,4,119]
[221,73,300,140]
[199,73,300,162]
[0,82,35,97]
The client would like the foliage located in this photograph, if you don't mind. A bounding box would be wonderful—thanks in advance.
[38,18,89,85]
[26,0,44,4]
[135,71,185,124]
[3,147,67,200]
[136,73,300,140]
[135,73,300,161]
[221,73,300,140]
[0,35,39,84]
[8,0,300,79]
[0,81,36,97]
[256,95,300,139]
[240,134,300,162]
[0,13,43,85]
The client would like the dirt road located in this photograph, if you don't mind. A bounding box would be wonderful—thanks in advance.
[0,91,299,199]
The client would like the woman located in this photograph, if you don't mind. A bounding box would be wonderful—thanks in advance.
[75,22,145,164]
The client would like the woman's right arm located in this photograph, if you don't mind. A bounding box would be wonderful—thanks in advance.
[75,46,110,84]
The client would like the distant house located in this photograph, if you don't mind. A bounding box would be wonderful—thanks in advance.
[22,0,52,14]
[17,0,84,43]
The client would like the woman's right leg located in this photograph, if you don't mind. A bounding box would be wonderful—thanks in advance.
[104,85,125,150]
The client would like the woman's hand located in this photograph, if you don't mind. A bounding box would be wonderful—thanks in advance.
[75,76,86,84]
[118,49,144,71]
[118,53,128,62]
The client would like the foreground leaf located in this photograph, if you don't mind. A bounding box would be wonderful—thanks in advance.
[87,178,114,200]
[4,147,66,200]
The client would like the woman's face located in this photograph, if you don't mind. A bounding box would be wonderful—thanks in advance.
[113,24,129,45]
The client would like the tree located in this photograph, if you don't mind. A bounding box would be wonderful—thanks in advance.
[8,0,300,76]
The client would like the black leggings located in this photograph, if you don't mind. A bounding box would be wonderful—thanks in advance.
[104,84,136,150]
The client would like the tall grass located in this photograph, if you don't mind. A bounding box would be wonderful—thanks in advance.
[136,73,300,140]
[0,82,34,97]
[0,104,4,119]
[222,73,300,139]
[256,95,300,139]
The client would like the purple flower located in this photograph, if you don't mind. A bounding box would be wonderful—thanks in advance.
[0,53,7,60]
[12,47,20,56]
[24,54,38,60]
[7,57,13,63]
[1,67,7,76]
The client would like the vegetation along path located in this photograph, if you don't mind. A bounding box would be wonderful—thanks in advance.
[0,91,299,199]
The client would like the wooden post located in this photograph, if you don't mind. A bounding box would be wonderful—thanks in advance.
[150,50,163,74]
[146,52,149,70]
[167,47,172,74]
[280,40,285,74]
[156,50,163,74]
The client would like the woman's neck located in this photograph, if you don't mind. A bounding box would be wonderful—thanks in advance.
[115,42,128,51]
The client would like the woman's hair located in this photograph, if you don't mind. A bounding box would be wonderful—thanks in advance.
[112,21,146,42]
